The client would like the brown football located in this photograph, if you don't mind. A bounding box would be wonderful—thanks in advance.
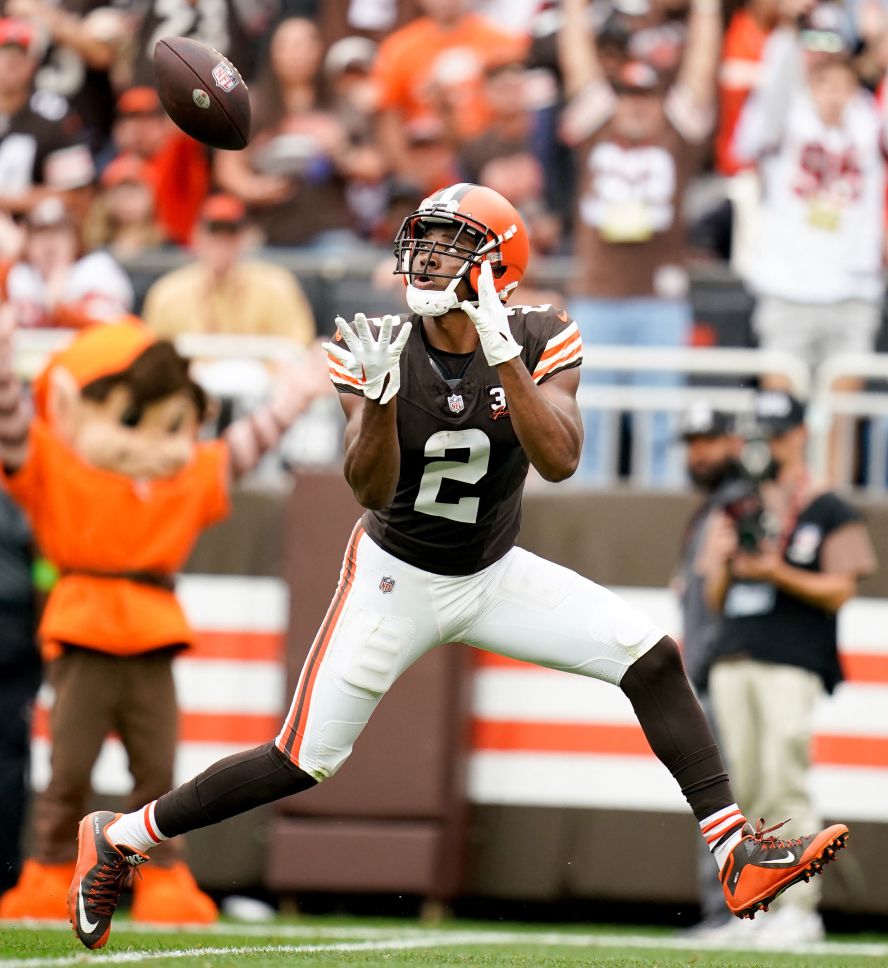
[153,37,251,150]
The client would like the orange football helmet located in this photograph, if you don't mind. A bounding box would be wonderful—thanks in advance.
[394,183,530,316]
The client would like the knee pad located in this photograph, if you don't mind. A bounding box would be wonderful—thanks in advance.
[338,609,415,694]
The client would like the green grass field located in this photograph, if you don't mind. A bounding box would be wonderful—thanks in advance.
[2,917,888,968]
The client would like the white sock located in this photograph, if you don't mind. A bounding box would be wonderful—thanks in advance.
[105,802,168,855]
[700,803,748,871]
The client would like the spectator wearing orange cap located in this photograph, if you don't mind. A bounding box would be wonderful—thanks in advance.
[0,196,133,329]
[142,195,315,345]
[113,87,168,160]
[84,154,165,262]
[0,17,95,216]
[111,87,209,246]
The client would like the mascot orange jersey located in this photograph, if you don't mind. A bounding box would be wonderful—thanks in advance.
[3,323,230,658]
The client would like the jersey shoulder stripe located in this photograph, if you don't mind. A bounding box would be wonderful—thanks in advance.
[505,304,583,382]
[532,320,583,383]
[531,314,583,383]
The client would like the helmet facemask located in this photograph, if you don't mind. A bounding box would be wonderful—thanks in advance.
[394,211,518,317]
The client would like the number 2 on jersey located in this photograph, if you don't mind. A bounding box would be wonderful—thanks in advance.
[414,429,490,524]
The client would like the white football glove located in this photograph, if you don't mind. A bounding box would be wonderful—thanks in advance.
[460,259,522,367]
[323,313,412,405]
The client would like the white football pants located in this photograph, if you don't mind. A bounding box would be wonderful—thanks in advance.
[276,522,665,779]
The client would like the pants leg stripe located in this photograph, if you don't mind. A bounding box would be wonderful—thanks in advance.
[276,523,364,762]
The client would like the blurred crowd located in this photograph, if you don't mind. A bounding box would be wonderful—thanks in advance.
[0,0,885,337]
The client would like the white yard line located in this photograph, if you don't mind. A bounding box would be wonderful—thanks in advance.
[0,937,477,968]
[0,922,429,940]
[1,924,887,966]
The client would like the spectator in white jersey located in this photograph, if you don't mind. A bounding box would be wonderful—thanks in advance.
[733,0,886,480]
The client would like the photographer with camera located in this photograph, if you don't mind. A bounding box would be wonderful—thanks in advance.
[676,404,742,701]
[673,403,744,938]
[700,390,877,944]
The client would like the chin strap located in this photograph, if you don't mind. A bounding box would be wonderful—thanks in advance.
[405,269,517,317]
[405,280,461,317]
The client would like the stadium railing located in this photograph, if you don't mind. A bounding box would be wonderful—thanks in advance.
[574,345,809,487]
[811,352,888,491]
[17,330,884,491]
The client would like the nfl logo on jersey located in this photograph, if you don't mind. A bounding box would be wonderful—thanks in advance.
[447,393,464,414]
[379,576,396,594]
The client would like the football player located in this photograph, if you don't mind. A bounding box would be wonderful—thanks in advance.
[67,184,848,949]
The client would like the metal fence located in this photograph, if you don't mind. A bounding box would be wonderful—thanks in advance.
[14,328,888,492]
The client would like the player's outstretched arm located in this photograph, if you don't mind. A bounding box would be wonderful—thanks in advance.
[461,262,582,481]
[324,314,411,510]
[339,392,400,509]
[499,363,583,481]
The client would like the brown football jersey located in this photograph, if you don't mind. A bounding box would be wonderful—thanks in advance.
[29,0,115,155]
[330,305,582,575]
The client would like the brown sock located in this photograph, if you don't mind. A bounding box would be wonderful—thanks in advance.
[620,637,735,822]
[154,741,316,837]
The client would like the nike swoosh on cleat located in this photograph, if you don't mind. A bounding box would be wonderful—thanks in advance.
[758,850,797,865]
[78,879,100,932]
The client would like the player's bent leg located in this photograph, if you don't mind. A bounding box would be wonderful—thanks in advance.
[69,526,447,949]
[620,639,849,919]
[465,551,850,921]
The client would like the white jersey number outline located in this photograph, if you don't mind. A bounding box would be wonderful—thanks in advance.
[414,429,490,524]
[148,0,230,58]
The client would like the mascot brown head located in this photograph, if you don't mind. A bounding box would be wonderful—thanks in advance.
[35,319,209,479]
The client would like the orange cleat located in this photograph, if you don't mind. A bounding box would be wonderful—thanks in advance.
[721,819,849,919]
[68,811,148,949]
[0,859,75,921]
[131,861,217,925]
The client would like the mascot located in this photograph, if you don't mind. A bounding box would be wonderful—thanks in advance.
[0,317,328,923]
